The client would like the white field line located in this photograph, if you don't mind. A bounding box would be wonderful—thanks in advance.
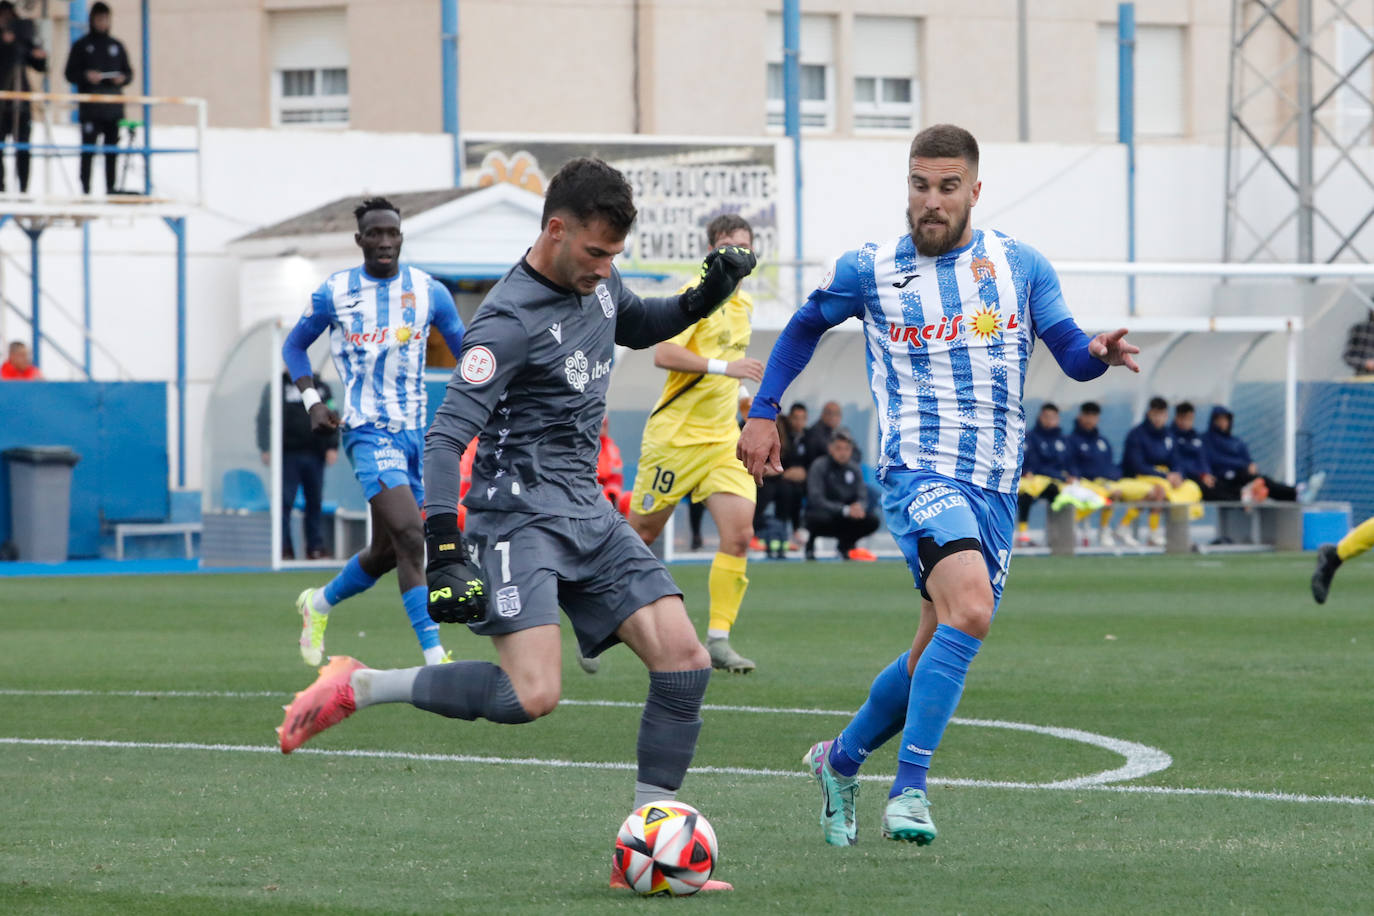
[0,688,1166,786]
[1,736,1370,808]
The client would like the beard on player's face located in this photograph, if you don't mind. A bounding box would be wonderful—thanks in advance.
[907,203,970,258]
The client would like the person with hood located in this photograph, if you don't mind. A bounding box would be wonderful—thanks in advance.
[1203,406,1318,503]
[1016,402,1071,546]
[1115,396,1202,546]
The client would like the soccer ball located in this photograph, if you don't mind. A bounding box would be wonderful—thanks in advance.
[613,801,718,896]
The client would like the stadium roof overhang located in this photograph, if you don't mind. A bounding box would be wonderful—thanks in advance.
[228,181,671,284]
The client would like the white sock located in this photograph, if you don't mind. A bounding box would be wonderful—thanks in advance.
[422,646,448,665]
[634,781,676,810]
[350,666,421,709]
[311,589,333,615]
[706,629,728,640]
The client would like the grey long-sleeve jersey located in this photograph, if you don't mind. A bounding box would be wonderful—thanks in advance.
[424,258,700,519]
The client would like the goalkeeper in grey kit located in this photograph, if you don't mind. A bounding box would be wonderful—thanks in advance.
[277,158,755,891]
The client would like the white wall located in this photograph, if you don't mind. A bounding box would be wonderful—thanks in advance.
[0,126,453,490]
[4,124,1367,492]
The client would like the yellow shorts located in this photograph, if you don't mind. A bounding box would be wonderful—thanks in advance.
[1115,475,1204,519]
[1079,479,1114,501]
[631,438,756,516]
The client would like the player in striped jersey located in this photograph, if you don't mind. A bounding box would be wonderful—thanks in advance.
[281,197,466,667]
[738,125,1141,846]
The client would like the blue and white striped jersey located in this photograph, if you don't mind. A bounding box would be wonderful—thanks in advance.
[283,264,465,432]
[758,229,1076,494]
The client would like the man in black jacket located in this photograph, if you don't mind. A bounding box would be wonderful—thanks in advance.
[0,1,46,193]
[257,371,339,559]
[63,2,131,195]
[804,427,880,560]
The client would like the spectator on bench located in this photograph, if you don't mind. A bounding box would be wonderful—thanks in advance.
[1016,402,1072,547]
[804,426,879,561]
[1065,401,1122,546]
[1116,396,1203,547]
[1171,401,1217,495]
[1203,406,1322,503]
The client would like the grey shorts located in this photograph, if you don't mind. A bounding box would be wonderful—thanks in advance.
[463,508,682,657]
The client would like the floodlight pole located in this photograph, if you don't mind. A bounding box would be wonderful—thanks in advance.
[1117,4,1137,316]
[783,0,803,302]
[23,224,42,367]
[441,0,461,186]
[1017,0,1029,141]
[164,216,187,488]
[141,0,152,194]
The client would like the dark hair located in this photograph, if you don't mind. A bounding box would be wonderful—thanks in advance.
[541,157,636,234]
[909,124,979,172]
[90,2,111,16]
[1080,401,1102,415]
[354,196,400,229]
[1174,401,1195,417]
[0,2,15,16]
[705,214,752,249]
[1040,402,1060,414]
[1149,396,1169,411]
[788,402,808,415]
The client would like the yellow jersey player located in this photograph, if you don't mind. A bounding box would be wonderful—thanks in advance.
[628,215,763,673]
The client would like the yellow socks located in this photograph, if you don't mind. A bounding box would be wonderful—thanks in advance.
[1337,515,1374,561]
[707,552,749,637]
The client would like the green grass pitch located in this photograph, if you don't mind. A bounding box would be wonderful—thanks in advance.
[2,553,1371,913]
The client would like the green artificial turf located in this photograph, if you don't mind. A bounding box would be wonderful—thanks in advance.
[1,553,1370,913]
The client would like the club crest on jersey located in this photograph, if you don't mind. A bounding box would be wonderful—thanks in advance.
[496,586,521,617]
[971,256,997,283]
[401,291,416,310]
[595,283,615,318]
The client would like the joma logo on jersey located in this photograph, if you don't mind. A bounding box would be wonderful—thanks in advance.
[887,310,1018,348]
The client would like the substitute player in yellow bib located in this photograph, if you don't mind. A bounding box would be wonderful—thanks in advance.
[629,215,763,673]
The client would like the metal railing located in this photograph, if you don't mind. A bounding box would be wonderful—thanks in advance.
[0,89,207,206]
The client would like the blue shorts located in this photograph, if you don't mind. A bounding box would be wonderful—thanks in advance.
[881,469,1016,611]
[343,426,424,504]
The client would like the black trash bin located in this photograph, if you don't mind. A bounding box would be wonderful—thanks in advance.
[3,446,81,563]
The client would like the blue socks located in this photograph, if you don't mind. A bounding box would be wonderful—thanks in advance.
[891,624,981,797]
[829,650,912,778]
[322,554,378,606]
[824,625,983,798]
[402,585,443,651]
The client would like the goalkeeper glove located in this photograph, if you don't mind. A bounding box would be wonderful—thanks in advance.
[424,513,487,624]
[679,245,757,320]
